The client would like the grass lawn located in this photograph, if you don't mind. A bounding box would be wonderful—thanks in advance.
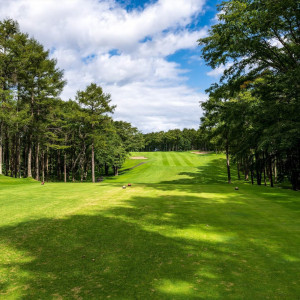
[0,152,299,299]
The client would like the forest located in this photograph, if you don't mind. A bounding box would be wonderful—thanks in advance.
[198,0,300,190]
[142,128,211,152]
[0,19,144,182]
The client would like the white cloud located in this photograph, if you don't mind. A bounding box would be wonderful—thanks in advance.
[0,0,207,132]
[108,82,207,132]
[206,62,233,78]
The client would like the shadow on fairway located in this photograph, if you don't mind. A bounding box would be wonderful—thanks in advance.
[158,157,235,185]
[0,192,299,299]
[0,212,226,299]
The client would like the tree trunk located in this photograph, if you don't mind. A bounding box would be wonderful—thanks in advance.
[10,137,14,177]
[245,165,249,181]
[113,166,119,176]
[255,152,262,185]
[274,157,277,184]
[268,157,274,187]
[263,152,267,186]
[237,162,241,180]
[27,135,32,178]
[225,140,231,184]
[64,152,67,183]
[46,147,49,181]
[14,134,18,178]
[81,162,84,182]
[5,130,9,176]
[91,141,95,183]
[18,136,21,178]
[35,142,40,181]
[28,91,35,178]
[57,150,61,180]
[42,151,45,182]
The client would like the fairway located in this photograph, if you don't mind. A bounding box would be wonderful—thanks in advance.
[0,152,299,299]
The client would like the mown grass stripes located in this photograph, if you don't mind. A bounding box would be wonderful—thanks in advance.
[168,152,182,166]
[161,152,171,166]
[0,152,299,299]
[177,152,195,167]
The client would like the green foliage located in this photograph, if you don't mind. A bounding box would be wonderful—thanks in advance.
[143,128,211,152]
[0,19,144,181]
[199,0,300,189]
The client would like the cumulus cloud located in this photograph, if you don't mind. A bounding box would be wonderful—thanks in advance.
[0,0,207,132]
[206,62,233,78]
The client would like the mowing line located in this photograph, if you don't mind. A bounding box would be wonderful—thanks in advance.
[177,152,195,167]
[169,152,182,166]
[161,152,171,166]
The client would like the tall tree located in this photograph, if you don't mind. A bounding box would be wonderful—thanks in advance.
[75,83,115,183]
[0,19,20,175]
[198,0,300,189]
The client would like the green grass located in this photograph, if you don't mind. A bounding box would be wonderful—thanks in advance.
[0,152,299,299]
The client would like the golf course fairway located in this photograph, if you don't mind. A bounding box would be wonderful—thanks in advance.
[0,152,299,299]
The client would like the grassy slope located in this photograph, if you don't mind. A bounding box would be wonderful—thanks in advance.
[0,152,299,299]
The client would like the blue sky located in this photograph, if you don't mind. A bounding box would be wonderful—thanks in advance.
[1,0,223,132]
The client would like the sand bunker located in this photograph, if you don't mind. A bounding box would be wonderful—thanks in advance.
[130,156,148,159]
[191,151,210,155]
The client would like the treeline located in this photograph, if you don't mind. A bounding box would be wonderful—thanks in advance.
[142,128,211,152]
[198,0,300,190]
[0,19,144,182]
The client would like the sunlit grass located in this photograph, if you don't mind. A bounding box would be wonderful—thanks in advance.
[0,152,299,299]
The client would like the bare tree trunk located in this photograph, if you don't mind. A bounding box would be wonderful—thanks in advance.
[10,137,15,177]
[28,135,32,178]
[5,130,9,176]
[269,158,274,187]
[64,152,67,183]
[80,155,85,182]
[274,157,277,184]
[91,142,95,183]
[18,136,21,178]
[14,134,18,178]
[114,166,119,176]
[28,91,35,178]
[225,140,231,184]
[57,150,61,180]
[255,151,262,185]
[46,147,49,181]
[42,151,45,182]
[80,162,84,182]
[35,142,40,181]
[263,152,267,186]
[245,166,249,181]
[237,162,241,180]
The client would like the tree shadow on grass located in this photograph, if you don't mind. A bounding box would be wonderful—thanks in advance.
[0,213,225,299]
[156,157,299,210]
[0,192,299,299]
[161,157,238,186]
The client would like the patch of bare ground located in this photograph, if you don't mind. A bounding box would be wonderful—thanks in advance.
[191,151,210,155]
[130,156,148,159]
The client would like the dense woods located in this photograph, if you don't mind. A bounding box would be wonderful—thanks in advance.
[198,0,300,189]
[0,19,144,182]
[142,128,211,152]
